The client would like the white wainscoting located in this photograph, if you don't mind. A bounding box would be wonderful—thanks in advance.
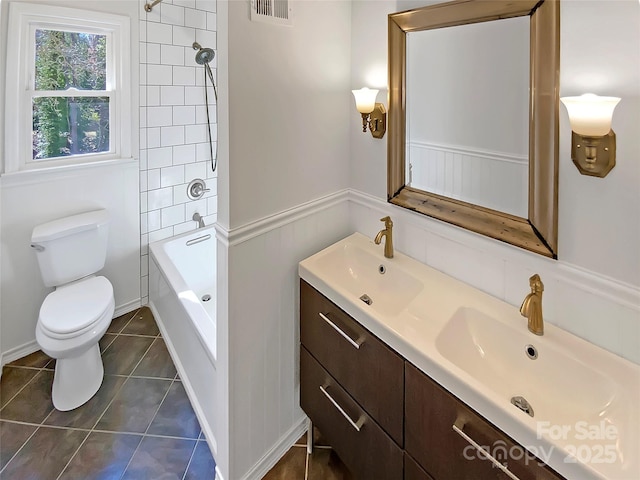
[166,187,638,479]
[0,160,141,365]
[349,189,640,366]
[408,141,528,218]
[213,190,351,480]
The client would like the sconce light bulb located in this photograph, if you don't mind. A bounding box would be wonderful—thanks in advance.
[352,87,379,114]
[560,93,620,137]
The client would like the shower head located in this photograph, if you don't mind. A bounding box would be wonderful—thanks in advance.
[192,42,215,65]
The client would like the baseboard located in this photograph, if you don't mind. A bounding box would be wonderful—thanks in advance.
[214,466,224,480]
[1,340,40,366]
[148,300,218,460]
[114,298,142,318]
[239,415,308,480]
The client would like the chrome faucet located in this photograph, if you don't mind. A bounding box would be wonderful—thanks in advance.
[192,212,206,228]
[520,274,544,335]
[374,216,394,258]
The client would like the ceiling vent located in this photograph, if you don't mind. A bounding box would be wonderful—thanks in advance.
[251,0,292,26]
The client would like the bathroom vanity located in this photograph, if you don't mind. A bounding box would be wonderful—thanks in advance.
[299,233,639,480]
[301,280,563,480]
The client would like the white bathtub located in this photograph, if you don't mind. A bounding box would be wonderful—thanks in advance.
[148,227,218,460]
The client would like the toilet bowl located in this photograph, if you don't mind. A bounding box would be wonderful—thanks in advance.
[35,276,114,411]
[31,210,113,411]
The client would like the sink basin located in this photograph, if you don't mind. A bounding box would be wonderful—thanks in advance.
[311,242,423,317]
[435,307,628,443]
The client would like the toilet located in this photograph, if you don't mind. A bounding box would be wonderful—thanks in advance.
[30,209,114,411]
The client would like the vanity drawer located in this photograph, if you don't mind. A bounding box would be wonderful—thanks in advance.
[300,280,404,445]
[300,347,403,480]
[405,363,565,480]
[405,453,435,480]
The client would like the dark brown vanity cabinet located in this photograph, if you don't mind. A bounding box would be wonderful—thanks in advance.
[405,363,564,480]
[300,280,403,479]
[300,280,565,480]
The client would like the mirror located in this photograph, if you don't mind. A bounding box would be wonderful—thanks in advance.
[406,16,530,217]
[388,0,559,258]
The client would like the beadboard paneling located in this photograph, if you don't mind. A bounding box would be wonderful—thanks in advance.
[217,197,350,479]
[349,190,640,365]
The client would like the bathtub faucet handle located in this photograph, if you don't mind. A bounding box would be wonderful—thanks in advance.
[187,178,210,200]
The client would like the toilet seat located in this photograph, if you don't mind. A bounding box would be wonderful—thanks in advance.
[39,276,114,339]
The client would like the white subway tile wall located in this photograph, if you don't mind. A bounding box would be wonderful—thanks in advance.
[140,0,218,304]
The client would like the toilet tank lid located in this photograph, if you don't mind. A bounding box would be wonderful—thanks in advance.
[31,210,110,243]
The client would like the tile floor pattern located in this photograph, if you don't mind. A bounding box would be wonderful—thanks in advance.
[263,429,353,480]
[0,307,216,479]
[1,307,352,479]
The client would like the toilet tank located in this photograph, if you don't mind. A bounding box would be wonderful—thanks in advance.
[31,210,110,287]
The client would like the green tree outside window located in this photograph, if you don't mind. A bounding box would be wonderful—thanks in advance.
[32,29,109,160]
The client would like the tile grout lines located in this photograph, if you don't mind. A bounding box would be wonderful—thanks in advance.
[55,307,167,480]
[0,421,40,477]
[1,307,206,479]
[52,308,141,480]
[0,342,65,476]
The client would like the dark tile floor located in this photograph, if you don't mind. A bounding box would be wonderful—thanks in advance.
[263,428,353,480]
[0,307,216,480]
[1,307,352,479]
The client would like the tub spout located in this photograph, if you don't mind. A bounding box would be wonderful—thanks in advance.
[193,212,205,228]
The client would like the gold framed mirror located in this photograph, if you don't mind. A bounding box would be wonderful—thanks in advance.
[388,0,559,258]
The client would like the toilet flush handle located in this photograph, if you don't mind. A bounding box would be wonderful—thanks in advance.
[30,243,45,252]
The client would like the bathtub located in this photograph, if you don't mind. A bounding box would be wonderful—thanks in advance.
[148,227,218,460]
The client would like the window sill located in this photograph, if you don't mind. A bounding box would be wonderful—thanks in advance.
[1,157,137,187]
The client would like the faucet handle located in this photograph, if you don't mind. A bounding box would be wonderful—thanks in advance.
[529,274,544,293]
[380,216,393,228]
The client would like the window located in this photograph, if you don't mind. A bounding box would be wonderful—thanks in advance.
[5,3,131,172]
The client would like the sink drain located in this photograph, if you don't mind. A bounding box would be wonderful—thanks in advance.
[525,344,538,360]
[202,294,211,302]
[359,294,373,306]
[511,396,534,417]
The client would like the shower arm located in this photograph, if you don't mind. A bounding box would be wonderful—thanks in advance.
[144,0,163,12]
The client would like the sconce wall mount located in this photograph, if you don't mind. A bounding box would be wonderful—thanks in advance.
[352,88,387,139]
[561,93,620,178]
[570,130,616,177]
[360,103,386,139]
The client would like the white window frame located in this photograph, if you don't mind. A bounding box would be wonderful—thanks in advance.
[4,3,131,173]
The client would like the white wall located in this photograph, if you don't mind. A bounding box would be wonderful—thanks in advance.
[216,1,352,478]
[139,0,219,305]
[350,0,640,364]
[0,0,141,363]
[0,0,4,371]
[225,0,351,229]
[0,163,141,359]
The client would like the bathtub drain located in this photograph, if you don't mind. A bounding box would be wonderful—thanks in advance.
[202,294,211,302]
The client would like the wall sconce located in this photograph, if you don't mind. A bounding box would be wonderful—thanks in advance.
[352,87,386,139]
[560,93,620,177]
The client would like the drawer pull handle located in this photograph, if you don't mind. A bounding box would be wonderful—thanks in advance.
[319,385,363,432]
[318,312,361,349]
[452,419,521,480]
